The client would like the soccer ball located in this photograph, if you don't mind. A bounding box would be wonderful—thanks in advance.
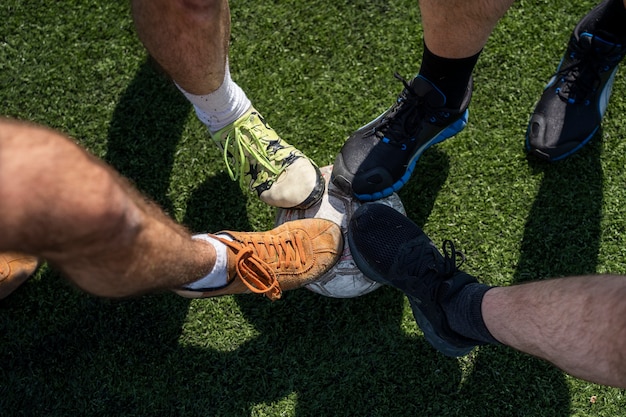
[275,165,405,298]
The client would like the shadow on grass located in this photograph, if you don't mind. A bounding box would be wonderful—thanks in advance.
[0,144,461,416]
[182,175,254,234]
[1,63,603,416]
[0,283,462,416]
[517,135,603,280]
[103,59,190,212]
[399,147,451,227]
[456,135,605,416]
[0,119,593,417]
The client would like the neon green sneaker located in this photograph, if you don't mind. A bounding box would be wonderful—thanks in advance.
[212,107,324,209]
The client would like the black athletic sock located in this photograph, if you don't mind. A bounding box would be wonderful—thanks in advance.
[417,43,481,109]
[442,283,500,345]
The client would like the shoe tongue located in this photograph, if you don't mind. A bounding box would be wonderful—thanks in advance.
[581,30,626,52]
[214,232,239,280]
[438,271,477,303]
[225,246,238,280]
[411,77,446,107]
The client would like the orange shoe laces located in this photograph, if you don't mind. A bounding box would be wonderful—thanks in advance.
[218,231,307,301]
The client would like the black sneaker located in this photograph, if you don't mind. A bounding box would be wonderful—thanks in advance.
[332,74,471,202]
[347,203,478,357]
[526,1,626,162]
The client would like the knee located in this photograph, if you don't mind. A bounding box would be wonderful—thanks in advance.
[67,167,143,250]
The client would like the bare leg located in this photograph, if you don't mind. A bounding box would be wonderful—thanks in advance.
[132,0,230,94]
[0,118,215,297]
[130,0,324,211]
[482,275,626,388]
[419,0,515,58]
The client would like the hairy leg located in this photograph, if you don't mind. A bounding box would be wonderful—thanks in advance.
[482,275,626,388]
[132,0,230,94]
[0,118,215,297]
[419,0,515,58]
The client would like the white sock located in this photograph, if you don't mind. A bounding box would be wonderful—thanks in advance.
[176,62,251,133]
[184,234,233,290]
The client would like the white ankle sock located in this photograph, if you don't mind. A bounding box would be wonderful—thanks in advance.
[184,234,233,290]
[176,63,251,133]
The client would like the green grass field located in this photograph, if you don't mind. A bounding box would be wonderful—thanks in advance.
[2,0,626,415]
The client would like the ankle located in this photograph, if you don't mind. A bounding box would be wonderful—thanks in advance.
[176,66,251,133]
[182,234,232,290]
[418,44,481,108]
[441,280,500,345]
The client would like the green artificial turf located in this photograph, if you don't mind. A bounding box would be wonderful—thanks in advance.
[1,0,625,415]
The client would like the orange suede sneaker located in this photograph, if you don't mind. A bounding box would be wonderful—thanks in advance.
[174,218,343,301]
[0,252,39,299]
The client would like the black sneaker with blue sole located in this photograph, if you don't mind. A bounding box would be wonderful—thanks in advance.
[332,74,471,202]
[347,203,478,357]
[526,0,626,162]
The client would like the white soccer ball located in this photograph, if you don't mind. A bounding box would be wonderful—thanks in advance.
[275,164,405,298]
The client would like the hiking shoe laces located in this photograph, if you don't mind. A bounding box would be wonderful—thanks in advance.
[396,239,464,296]
[372,73,457,146]
[212,108,324,209]
[553,32,625,106]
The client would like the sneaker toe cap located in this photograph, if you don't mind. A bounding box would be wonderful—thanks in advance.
[260,158,324,209]
[526,110,598,161]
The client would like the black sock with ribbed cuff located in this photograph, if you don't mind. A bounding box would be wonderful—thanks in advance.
[442,283,500,345]
[417,44,481,109]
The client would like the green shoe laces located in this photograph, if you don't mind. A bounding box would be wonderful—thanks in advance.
[216,112,300,192]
